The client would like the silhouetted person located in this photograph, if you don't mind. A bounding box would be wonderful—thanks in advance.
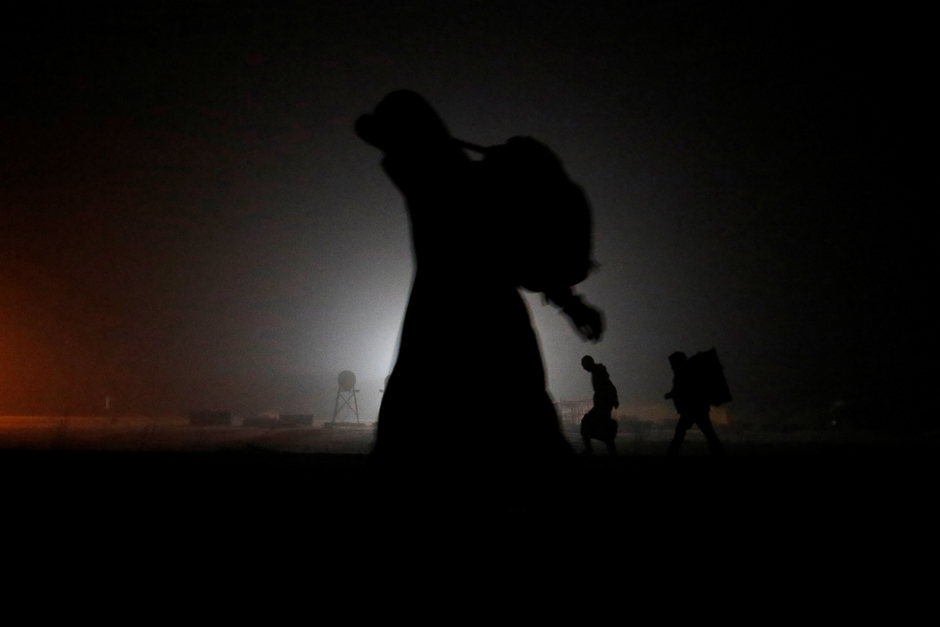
[356,90,602,475]
[580,355,619,456]
[665,351,724,456]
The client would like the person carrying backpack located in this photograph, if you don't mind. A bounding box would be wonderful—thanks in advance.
[579,355,619,456]
[665,351,726,456]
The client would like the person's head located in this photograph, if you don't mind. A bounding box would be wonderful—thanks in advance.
[581,355,595,372]
[668,351,687,371]
[355,90,454,156]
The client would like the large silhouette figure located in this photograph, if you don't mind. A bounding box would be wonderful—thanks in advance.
[579,355,619,456]
[356,91,603,472]
[665,351,725,456]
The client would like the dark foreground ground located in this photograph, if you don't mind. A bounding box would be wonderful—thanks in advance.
[3,421,937,575]
[2,450,928,614]
[5,441,936,524]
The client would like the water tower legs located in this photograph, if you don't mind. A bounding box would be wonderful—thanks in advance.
[331,388,360,423]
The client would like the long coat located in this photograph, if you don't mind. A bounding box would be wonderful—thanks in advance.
[363,92,573,469]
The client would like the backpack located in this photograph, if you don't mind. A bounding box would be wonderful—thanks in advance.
[473,136,594,293]
[687,348,733,407]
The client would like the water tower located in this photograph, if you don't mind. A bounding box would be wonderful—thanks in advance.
[331,370,360,424]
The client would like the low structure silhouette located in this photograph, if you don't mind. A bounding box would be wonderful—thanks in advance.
[580,355,619,456]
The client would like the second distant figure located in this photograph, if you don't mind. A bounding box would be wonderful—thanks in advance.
[580,356,619,456]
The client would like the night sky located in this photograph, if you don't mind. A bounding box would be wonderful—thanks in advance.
[0,3,919,424]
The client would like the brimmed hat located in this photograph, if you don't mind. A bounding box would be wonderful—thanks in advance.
[355,90,452,153]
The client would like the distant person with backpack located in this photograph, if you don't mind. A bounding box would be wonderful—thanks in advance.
[580,355,619,456]
[355,90,603,472]
[665,350,729,456]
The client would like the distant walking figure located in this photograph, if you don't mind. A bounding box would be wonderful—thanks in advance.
[665,351,725,456]
[356,90,603,472]
[580,356,619,456]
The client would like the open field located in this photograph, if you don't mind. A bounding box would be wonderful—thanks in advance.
[4,415,936,548]
[2,414,937,456]
[0,414,376,453]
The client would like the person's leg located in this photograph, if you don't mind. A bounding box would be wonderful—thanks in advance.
[697,416,724,456]
[582,435,594,455]
[605,439,617,457]
[667,415,692,456]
